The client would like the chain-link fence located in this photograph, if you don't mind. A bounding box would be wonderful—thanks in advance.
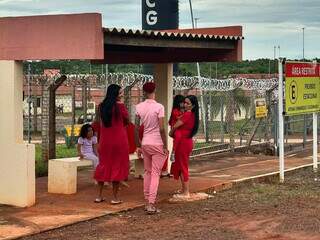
[23,72,319,163]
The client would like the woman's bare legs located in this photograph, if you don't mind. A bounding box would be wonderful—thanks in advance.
[180,174,190,197]
[179,174,185,193]
[95,182,104,202]
[112,181,120,202]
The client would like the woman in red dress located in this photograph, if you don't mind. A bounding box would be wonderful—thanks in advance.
[170,95,199,198]
[94,84,129,204]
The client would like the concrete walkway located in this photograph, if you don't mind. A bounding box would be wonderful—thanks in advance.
[0,148,319,240]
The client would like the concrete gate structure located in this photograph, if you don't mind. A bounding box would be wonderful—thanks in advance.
[0,13,243,207]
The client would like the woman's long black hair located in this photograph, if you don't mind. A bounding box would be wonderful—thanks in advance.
[100,84,121,127]
[169,94,185,125]
[186,95,199,138]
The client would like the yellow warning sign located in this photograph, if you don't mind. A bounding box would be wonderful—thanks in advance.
[64,124,82,137]
[255,98,267,118]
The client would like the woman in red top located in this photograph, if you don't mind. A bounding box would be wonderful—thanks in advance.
[94,84,129,204]
[170,95,199,198]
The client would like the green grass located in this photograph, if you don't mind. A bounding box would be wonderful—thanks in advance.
[225,168,320,208]
[194,142,218,149]
[199,119,248,133]
[35,144,78,177]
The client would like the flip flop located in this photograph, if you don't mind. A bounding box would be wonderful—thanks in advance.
[94,197,106,203]
[173,193,190,199]
[110,200,123,205]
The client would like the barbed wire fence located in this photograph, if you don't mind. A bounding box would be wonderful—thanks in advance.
[23,72,318,162]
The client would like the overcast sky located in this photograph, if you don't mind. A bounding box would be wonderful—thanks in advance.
[0,0,319,60]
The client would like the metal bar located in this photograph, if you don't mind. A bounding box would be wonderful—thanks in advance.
[302,27,305,60]
[313,113,318,172]
[285,117,313,124]
[197,64,207,142]
[303,115,307,148]
[188,0,195,29]
[274,103,278,151]
[278,59,285,183]
[105,64,109,92]
[220,96,224,143]
[83,81,87,123]
[71,85,76,146]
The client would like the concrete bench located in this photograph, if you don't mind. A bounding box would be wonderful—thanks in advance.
[48,157,93,194]
[48,154,144,195]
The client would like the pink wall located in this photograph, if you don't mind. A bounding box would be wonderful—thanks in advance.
[0,13,104,60]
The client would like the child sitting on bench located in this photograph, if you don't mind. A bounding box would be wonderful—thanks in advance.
[77,123,99,168]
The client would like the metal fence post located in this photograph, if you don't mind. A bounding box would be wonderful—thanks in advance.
[303,114,307,148]
[83,80,87,123]
[227,90,235,151]
[33,97,38,133]
[313,113,318,172]
[70,84,76,146]
[274,102,279,153]
[205,93,210,142]
[220,96,224,143]
[278,58,285,183]
[41,86,50,162]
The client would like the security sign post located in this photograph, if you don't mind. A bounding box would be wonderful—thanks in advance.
[278,59,285,182]
[285,61,320,173]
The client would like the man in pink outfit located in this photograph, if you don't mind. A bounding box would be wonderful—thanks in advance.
[135,82,169,214]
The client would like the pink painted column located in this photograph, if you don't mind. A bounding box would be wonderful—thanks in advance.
[0,61,35,207]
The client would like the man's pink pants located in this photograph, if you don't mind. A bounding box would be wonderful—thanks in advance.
[141,145,167,204]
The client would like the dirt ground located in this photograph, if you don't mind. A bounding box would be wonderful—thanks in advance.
[19,167,320,240]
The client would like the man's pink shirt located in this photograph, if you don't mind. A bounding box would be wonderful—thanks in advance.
[136,99,165,146]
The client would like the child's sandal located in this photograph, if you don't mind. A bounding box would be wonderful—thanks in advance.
[110,200,123,205]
